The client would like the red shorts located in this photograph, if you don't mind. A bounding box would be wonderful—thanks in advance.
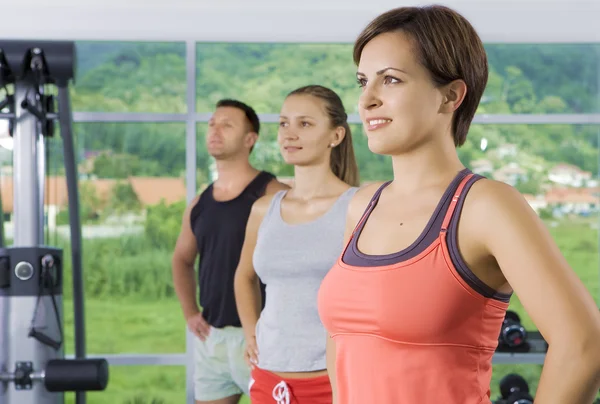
[249,366,332,404]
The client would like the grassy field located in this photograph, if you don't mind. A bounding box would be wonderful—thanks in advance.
[58,218,598,402]
[64,365,186,404]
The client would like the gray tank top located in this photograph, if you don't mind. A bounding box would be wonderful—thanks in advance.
[253,187,358,372]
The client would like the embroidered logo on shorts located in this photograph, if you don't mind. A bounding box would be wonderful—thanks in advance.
[272,381,290,404]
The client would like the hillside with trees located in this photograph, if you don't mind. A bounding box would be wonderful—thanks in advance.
[67,42,599,188]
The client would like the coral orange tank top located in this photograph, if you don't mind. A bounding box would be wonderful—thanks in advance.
[317,169,512,404]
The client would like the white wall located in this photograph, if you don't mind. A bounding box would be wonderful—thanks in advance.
[0,0,598,43]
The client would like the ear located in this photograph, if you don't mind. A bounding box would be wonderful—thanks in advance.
[329,126,346,148]
[440,79,467,114]
[245,131,258,149]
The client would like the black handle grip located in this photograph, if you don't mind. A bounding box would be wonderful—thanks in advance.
[44,359,109,392]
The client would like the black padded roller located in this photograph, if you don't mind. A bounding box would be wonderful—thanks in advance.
[500,373,529,399]
[44,359,109,392]
[506,391,534,404]
[504,310,521,323]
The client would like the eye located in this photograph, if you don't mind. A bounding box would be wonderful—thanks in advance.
[383,75,401,85]
[301,121,310,127]
[279,121,288,128]
[356,78,367,88]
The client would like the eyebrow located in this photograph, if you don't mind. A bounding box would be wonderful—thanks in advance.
[279,115,316,120]
[356,67,408,77]
[209,118,234,124]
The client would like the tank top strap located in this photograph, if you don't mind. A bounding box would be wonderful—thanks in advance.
[440,173,475,233]
[338,186,360,203]
[265,189,287,219]
[245,171,276,198]
[351,181,392,238]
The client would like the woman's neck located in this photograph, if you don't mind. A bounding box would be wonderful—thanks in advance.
[389,136,465,194]
[290,162,343,200]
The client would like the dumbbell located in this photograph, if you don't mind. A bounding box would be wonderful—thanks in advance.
[499,374,534,404]
[498,310,527,350]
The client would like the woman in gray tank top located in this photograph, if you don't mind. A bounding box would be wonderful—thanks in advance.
[233,85,360,404]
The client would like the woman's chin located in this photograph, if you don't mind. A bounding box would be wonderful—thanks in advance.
[367,139,395,155]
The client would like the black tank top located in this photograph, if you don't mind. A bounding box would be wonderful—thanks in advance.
[190,171,275,328]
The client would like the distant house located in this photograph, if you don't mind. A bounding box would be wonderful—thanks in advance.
[522,194,548,213]
[470,159,494,176]
[545,187,598,216]
[0,176,72,228]
[0,176,187,229]
[128,177,186,206]
[493,163,527,186]
[494,143,518,159]
[548,163,594,187]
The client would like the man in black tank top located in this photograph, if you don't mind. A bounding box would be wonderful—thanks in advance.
[172,99,289,404]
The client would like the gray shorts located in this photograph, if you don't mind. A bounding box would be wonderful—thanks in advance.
[193,326,251,401]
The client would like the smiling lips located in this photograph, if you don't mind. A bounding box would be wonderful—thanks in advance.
[366,118,392,131]
[284,146,302,152]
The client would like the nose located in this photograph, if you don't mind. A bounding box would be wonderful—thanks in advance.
[208,125,220,137]
[279,126,299,141]
[359,84,382,111]
[284,131,298,140]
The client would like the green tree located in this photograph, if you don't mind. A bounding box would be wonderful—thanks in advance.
[144,199,186,250]
[514,177,542,195]
[106,181,141,215]
[55,181,103,224]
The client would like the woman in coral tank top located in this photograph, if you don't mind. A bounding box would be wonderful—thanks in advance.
[317,5,600,404]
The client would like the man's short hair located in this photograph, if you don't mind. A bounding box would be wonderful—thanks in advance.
[216,99,260,135]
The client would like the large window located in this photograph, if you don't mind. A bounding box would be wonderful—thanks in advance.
[3,39,589,402]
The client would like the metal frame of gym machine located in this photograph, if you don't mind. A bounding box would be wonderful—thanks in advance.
[0,40,109,404]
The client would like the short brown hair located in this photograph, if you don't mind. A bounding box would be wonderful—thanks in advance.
[216,99,260,153]
[353,5,487,146]
[216,99,260,135]
[287,85,360,187]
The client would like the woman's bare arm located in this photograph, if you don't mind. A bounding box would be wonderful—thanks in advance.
[468,180,600,403]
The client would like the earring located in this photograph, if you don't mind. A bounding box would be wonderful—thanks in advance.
[330,143,335,148]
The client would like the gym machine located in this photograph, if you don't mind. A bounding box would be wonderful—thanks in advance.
[0,41,109,404]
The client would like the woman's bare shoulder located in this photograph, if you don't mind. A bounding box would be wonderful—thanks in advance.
[347,181,387,223]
